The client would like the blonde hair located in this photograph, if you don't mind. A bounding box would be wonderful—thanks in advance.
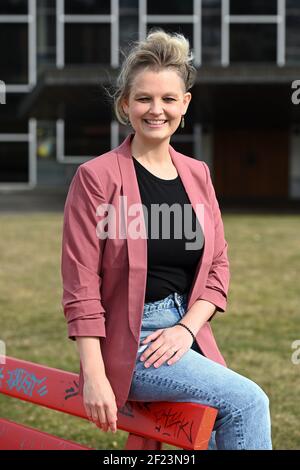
[104,28,197,125]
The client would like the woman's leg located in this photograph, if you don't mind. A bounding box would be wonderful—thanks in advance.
[129,344,272,450]
[129,294,272,450]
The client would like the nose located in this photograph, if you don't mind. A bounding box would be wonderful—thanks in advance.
[148,99,164,115]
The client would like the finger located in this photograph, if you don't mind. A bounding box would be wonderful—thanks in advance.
[167,349,183,366]
[153,348,177,368]
[84,403,93,421]
[91,405,100,424]
[140,338,165,362]
[144,345,170,367]
[106,407,118,433]
[97,406,108,432]
[142,329,163,343]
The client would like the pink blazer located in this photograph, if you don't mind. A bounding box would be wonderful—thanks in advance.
[61,132,230,410]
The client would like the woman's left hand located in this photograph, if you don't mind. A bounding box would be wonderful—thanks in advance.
[139,325,194,368]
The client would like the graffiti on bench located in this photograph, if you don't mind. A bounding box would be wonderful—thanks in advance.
[64,380,79,400]
[0,367,48,397]
[119,401,194,443]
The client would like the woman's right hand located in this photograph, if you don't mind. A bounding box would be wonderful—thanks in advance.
[83,375,118,433]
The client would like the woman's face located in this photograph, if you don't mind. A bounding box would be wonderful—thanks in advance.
[122,68,192,141]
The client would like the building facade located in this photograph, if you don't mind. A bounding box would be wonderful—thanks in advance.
[1,0,300,205]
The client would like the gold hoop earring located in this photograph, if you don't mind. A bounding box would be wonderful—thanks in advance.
[181,116,185,129]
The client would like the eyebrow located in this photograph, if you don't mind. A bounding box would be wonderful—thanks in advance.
[134,92,179,97]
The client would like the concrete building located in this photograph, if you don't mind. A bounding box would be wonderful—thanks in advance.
[1,0,300,209]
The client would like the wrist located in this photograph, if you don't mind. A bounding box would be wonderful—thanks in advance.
[83,366,107,381]
[175,322,196,342]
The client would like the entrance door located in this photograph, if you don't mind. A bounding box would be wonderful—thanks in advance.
[213,129,289,199]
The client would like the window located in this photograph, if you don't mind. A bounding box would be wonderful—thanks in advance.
[286,1,300,64]
[0,0,28,14]
[222,0,285,66]
[65,24,110,64]
[0,24,28,84]
[64,0,110,15]
[147,0,193,15]
[202,0,221,65]
[0,143,29,183]
[230,0,277,15]
[230,24,277,63]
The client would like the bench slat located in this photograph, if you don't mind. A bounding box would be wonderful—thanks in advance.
[0,418,91,450]
[0,356,217,450]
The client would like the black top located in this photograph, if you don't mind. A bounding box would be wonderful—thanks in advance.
[132,156,205,302]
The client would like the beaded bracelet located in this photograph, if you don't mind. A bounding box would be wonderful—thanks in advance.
[176,322,196,342]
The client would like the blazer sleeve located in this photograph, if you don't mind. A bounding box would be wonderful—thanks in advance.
[198,161,230,317]
[61,164,107,341]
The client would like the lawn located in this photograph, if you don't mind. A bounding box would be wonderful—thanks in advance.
[0,213,299,450]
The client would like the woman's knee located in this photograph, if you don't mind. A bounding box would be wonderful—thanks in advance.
[242,381,270,413]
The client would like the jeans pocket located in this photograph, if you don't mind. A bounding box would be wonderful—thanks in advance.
[141,306,181,331]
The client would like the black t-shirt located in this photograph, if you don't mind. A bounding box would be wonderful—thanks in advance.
[132,156,204,302]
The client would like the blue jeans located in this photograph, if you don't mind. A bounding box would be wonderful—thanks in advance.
[128,292,272,450]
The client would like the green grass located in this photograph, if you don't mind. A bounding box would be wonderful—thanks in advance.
[0,213,299,450]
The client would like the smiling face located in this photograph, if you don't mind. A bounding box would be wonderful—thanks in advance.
[122,68,192,141]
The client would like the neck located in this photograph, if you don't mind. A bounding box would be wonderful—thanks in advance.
[130,133,172,165]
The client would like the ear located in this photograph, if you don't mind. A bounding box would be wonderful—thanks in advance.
[183,92,192,111]
[121,97,129,115]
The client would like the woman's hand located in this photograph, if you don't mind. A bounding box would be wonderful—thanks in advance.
[83,375,118,433]
[140,325,194,368]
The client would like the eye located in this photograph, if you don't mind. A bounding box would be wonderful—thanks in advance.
[137,97,176,102]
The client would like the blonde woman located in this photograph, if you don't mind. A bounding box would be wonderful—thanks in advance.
[61,29,272,450]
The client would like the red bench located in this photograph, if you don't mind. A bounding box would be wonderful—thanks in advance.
[0,356,217,450]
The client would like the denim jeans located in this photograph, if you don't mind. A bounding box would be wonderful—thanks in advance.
[128,292,272,450]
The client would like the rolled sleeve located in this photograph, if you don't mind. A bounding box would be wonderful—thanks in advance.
[61,164,107,341]
[199,162,230,317]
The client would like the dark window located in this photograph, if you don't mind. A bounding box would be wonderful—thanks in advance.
[286,2,300,64]
[0,143,29,183]
[147,0,193,15]
[65,24,110,65]
[0,112,30,185]
[64,122,111,158]
[230,0,277,15]
[121,0,138,10]
[65,0,111,15]
[0,24,28,83]
[0,95,28,123]
[230,24,277,63]
[63,98,112,158]
[119,15,139,57]
[0,0,28,14]
[169,140,194,158]
[37,0,56,66]
[202,0,221,65]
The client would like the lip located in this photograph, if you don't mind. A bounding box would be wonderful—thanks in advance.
[143,119,168,128]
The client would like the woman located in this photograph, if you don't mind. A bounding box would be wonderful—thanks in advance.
[61,29,272,450]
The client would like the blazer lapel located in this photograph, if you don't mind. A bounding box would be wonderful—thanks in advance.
[117,133,213,341]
